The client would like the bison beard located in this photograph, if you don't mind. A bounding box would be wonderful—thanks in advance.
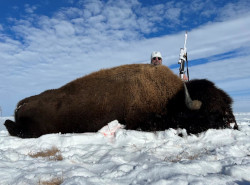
[5,64,238,138]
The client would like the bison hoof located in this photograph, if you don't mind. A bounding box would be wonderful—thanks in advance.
[4,120,22,137]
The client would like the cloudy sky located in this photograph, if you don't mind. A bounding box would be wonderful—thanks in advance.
[0,0,250,116]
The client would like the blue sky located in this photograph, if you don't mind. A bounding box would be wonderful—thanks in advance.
[0,0,250,116]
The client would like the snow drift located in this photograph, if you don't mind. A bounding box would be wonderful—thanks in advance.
[0,113,249,184]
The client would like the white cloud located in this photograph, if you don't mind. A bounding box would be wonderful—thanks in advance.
[24,4,37,14]
[164,8,181,24]
[218,0,250,20]
[187,16,250,61]
[82,0,103,16]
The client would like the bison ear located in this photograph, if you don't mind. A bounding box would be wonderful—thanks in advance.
[184,83,202,110]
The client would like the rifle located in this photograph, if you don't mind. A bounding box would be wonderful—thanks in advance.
[178,31,189,81]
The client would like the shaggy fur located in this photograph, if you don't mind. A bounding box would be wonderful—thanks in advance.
[4,64,237,138]
[143,79,238,134]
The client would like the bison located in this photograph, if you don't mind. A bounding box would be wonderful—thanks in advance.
[5,64,238,138]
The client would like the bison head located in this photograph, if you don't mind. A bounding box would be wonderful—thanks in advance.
[163,79,238,134]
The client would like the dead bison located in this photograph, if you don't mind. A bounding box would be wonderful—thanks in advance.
[5,64,238,138]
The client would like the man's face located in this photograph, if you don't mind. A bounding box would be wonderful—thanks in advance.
[151,57,162,65]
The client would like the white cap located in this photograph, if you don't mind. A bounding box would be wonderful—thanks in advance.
[151,51,162,60]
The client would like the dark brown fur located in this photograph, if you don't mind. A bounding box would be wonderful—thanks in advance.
[5,64,237,138]
[157,79,238,134]
[5,64,185,138]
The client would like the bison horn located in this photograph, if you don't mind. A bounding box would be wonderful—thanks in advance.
[184,83,202,110]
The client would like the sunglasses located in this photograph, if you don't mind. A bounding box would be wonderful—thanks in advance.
[152,57,162,60]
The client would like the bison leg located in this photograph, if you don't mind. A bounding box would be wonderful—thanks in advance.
[4,119,41,138]
[4,120,24,137]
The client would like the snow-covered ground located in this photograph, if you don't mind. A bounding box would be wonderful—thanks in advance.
[0,113,250,185]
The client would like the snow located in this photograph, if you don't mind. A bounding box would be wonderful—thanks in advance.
[0,113,250,184]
